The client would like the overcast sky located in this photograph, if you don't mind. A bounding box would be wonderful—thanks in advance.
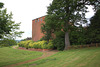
[0,0,94,40]
[0,0,53,40]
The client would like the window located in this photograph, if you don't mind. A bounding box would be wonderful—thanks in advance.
[38,19,39,22]
[35,20,37,22]
[41,18,42,21]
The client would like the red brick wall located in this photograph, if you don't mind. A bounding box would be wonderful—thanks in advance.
[32,16,45,41]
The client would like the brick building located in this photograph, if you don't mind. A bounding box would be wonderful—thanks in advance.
[32,16,45,41]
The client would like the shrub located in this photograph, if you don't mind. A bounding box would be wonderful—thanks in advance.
[24,40,32,49]
[53,37,65,51]
[40,40,47,49]
[53,31,65,51]
[28,41,34,48]
[0,39,17,47]
[47,40,54,49]
[17,41,25,47]
[18,40,54,49]
[32,40,47,49]
[32,42,40,49]
[18,40,33,49]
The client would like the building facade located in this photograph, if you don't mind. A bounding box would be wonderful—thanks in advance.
[32,16,45,41]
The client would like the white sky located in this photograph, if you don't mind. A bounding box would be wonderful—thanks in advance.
[0,0,53,40]
[0,0,94,40]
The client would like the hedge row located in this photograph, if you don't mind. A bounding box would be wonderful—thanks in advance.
[17,40,54,49]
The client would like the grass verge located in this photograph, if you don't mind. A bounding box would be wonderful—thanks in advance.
[0,47,43,67]
[17,47,100,67]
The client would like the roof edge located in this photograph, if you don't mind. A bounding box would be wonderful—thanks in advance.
[32,15,46,21]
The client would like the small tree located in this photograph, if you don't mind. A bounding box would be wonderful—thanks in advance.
[0,3,24,39]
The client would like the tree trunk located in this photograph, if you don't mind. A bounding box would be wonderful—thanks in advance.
[64,32,70,50]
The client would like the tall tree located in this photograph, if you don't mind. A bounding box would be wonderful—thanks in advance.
[86,9,100,43]
[0,4,24,39]
[42,0,100,50]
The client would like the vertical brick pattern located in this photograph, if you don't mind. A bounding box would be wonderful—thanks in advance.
[32,16,45,41]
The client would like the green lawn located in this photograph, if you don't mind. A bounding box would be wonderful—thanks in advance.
[17,47,100,67]
[0,47,43,67]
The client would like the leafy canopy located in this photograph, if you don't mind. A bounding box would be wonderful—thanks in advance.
[42,0,100,39]
[41,0,100,50]
[42,0,100,36]
[0,3,24,39]
[0,2,4,8]
[86,9,100,43]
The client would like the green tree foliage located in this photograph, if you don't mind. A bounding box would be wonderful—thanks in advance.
[0,4,24,39]
[53,31,65,51]
[0,2,4,8]
[0,39,17,47]
[86,9,100,43]
[41,0,100,50]
[69,25,86,45]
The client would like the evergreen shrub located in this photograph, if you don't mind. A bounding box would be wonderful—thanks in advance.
[53,31,65,51]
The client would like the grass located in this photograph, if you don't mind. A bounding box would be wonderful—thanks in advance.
[17,47,100,67]
[0,47,43,67]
